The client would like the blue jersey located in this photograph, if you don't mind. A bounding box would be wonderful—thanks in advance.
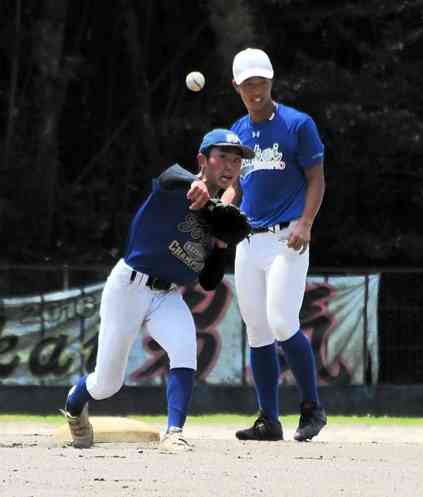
[124,165,212,285]
[231,103,324,228]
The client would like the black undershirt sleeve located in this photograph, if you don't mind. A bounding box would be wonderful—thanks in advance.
[198,246,227,291]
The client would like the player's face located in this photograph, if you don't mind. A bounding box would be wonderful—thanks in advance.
[200,147,243,190]
[234,77,273,113]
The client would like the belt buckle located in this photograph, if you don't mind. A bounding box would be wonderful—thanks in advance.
[149,276,170,291]
[149,277,161,290]
[273,222,289,233]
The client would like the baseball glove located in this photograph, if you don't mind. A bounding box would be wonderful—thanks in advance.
[200,199,251,246]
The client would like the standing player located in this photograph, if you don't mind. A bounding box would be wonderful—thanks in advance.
[222,48,327,441]
[61,128,253,452]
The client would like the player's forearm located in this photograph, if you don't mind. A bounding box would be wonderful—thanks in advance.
[220,179,241,205]
[301,165,325,227]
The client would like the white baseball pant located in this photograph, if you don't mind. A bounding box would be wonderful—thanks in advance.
[86,259,197,400]
[235,221,309,347]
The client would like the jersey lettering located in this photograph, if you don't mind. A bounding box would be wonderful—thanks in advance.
[177,213,209,243]
[241,143,286,178]
[169,240,205,272]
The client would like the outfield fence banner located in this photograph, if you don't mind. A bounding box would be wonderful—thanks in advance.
[0,274,380,387]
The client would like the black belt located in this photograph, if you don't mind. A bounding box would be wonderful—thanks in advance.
[130,270,173,291]
[251,221,290,234]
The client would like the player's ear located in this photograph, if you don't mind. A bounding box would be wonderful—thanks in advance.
[232,79,240,94]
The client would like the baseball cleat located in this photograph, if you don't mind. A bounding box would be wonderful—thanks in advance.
[294,402,327,441]
[60,404,94,448]
[159,427,193,453]
[235,410,283,441]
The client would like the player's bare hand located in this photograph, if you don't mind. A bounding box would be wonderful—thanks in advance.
[187,180,210,210]
[287,219,312,254]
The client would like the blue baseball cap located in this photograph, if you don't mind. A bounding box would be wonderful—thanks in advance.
[199,128,255,159]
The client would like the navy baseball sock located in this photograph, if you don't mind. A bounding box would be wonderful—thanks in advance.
[275,341,289,372]
[65,375,93,416]
[279,330,319,404]
[166,367,195,431]
[250,343,280,423]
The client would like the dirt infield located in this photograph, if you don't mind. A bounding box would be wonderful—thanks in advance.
[1,422,423,497]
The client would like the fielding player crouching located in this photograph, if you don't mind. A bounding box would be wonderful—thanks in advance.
[61,129,253,452]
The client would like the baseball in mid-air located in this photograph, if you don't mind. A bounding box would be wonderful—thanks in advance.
[186,71,205,92]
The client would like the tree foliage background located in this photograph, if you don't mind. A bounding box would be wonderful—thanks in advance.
[1,0,422,268]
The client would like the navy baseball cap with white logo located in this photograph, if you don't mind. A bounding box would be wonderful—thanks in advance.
[199,128,255,159]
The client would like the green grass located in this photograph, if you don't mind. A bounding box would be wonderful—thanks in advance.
[0,414,66,425]
[133,414,423,426]
[1,413,423,426]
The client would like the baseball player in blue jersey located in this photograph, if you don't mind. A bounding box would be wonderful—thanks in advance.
[61,128,254,452]
[222,48,327,441]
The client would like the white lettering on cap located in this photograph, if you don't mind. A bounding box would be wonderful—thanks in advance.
[226,133,240,144]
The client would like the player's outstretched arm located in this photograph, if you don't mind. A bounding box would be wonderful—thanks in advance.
[187,180,210,210]
[158,164,198,190]
[157,163,210,209]
[220,178,242,206]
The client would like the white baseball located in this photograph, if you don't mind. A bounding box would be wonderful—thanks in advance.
[186,71,205,92]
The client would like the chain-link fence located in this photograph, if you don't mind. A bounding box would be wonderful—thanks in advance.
[0,264,109,296]
[377,271,423,383]
[1,264,422,384]
[312,267,423,384]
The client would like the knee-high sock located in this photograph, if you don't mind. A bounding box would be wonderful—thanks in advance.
[276,342,289,372]
[65,376,93,416]
[167,368,195,430]
[279,330,319,404]
[250,343,280,422]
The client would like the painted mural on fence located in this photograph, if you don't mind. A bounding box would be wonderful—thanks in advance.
[0,274,379,386]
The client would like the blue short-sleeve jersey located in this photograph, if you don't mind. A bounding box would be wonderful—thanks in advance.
[231,103,324,228]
